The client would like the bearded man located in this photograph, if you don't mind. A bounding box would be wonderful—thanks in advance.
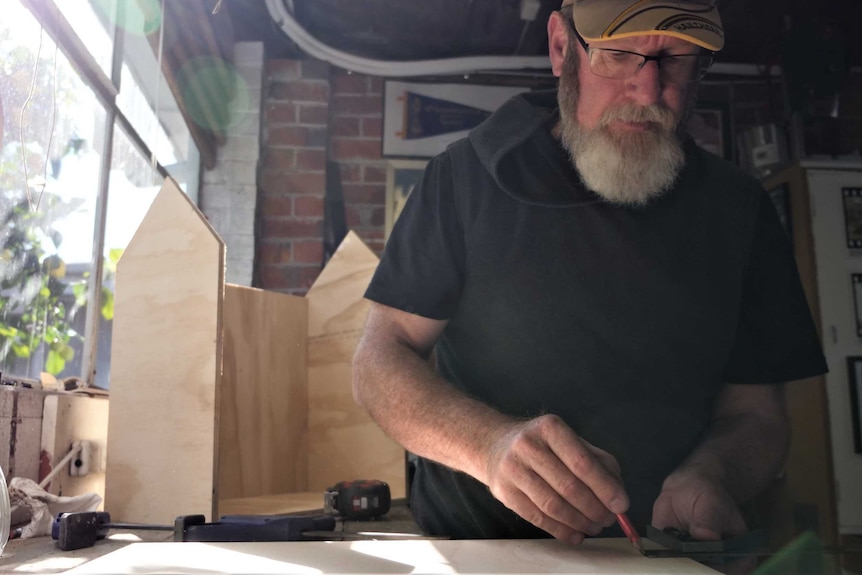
[352,0,826,544]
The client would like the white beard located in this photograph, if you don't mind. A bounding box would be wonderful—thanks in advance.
[559,101,686,207]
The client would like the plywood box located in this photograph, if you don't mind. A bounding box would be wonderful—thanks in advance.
[105,179,404,524]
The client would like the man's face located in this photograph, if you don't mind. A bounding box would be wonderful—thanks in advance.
[548,12,700,206]
[569,34,696,132]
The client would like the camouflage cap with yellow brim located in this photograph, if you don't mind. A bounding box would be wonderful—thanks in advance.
[562,0,724,52]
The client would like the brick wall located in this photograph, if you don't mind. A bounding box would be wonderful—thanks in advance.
[200,42,263,286]
[330,70,387,256]
[228,54,862,295]
[259,61,387,295]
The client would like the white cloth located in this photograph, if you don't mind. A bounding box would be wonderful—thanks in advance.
[8,477,101,538]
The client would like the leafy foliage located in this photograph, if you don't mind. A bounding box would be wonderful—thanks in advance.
[0,8,114,377]
[0,192,84,374]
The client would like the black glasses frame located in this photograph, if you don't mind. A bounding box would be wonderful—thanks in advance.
[560,11,715,84]
[568,0,719,8]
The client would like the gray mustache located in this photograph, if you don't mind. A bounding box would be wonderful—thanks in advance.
[600,105,676,130]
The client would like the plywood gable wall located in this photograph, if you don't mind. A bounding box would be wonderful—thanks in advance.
[106,178,225,523]
[107,180,403,523]
[306,232,406,497]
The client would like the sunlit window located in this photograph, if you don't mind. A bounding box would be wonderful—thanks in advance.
[1,0,200,385]
[54,0,116,78]
[1,2,102,378]
[118,39,200,200]
[92,123,162,388]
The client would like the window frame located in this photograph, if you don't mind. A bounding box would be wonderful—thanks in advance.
[15,0,198,385]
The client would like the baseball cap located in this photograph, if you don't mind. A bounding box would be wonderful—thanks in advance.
[561,0,724,51]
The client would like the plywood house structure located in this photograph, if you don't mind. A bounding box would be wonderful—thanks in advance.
[105,178,404,524]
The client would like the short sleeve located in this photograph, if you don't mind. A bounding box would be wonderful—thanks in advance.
[721,190,828,383]
[364,152,466,320]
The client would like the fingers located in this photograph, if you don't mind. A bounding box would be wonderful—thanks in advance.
[687,525,722,541]
[497,473,592,544]
[486,415,628,542]
[540,416,629,515]
[489,428,608,537]
[651,471,748,541]
[649,492,680,532]
[688,504,747,541]
[583,443,624,481]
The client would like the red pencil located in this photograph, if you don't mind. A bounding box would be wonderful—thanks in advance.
[616,513,644,554]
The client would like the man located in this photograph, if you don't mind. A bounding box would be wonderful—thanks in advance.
[353,0,827,545]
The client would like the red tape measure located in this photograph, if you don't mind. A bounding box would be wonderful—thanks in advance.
[324,479,391,520]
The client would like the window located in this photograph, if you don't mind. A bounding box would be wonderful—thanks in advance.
[55,0,116,78]
[91,123,163,389]
[118,17,200,200]
[1,0,200,386]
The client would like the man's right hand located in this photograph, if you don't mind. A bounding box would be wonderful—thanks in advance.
[354,304,629,545]
[484,414,629,544]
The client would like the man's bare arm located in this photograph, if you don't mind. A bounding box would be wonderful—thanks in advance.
[353,302,629,543]
[652,382,790,539]
[353,302,509,482]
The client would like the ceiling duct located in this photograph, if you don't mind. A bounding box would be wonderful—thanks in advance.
[263,0,779,78]
[263,0,552,77]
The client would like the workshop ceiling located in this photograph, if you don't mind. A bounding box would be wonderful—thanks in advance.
[229,0,859,72]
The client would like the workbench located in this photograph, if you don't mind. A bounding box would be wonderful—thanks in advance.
[0,524,171,573]
[5,502,850,574]
[64,538,721,574]
[0,501,726,574]
[6,534,724,575]
[0,501,423,573]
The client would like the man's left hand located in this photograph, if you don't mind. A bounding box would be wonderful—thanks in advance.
[651,469,746,541]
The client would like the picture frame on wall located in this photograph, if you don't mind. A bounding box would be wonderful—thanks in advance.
[686,101,732,161]
[382,81,529,158]
[853,274,862,337]
[852,274,862,338]
[385,159,427,239]
[846,357,862,454]
[842,187,862,249]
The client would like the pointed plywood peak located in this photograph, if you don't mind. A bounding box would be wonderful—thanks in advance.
[306,231,379,338]
[120,177,225,270]
[304,231,402,493]
[107,176,225,523]
[307,231,378,295]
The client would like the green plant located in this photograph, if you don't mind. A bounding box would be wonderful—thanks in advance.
[72,247,121,322]
[0,191,122,377]
[0,191,86,375]
[0,198,122,377]
[1,4,122,379]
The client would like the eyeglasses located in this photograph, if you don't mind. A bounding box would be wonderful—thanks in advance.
[571,0,719,6]
[563,14,714,85]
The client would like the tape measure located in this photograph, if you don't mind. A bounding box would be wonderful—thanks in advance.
[324,479,391,520]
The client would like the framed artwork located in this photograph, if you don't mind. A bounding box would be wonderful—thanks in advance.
[767,183,793,245]
[846,357,862,454]
[854,275,862,337]
[843,187,862,249]
[385,159,427,239]
[382,81,528,158]
[687,101,732,161]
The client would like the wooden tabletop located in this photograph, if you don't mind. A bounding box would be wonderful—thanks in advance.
[0,501,421,573]
[63,538,721,574]
[1,528,172,574]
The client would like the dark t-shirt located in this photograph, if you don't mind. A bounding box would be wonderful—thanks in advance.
[365,92,827,539]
